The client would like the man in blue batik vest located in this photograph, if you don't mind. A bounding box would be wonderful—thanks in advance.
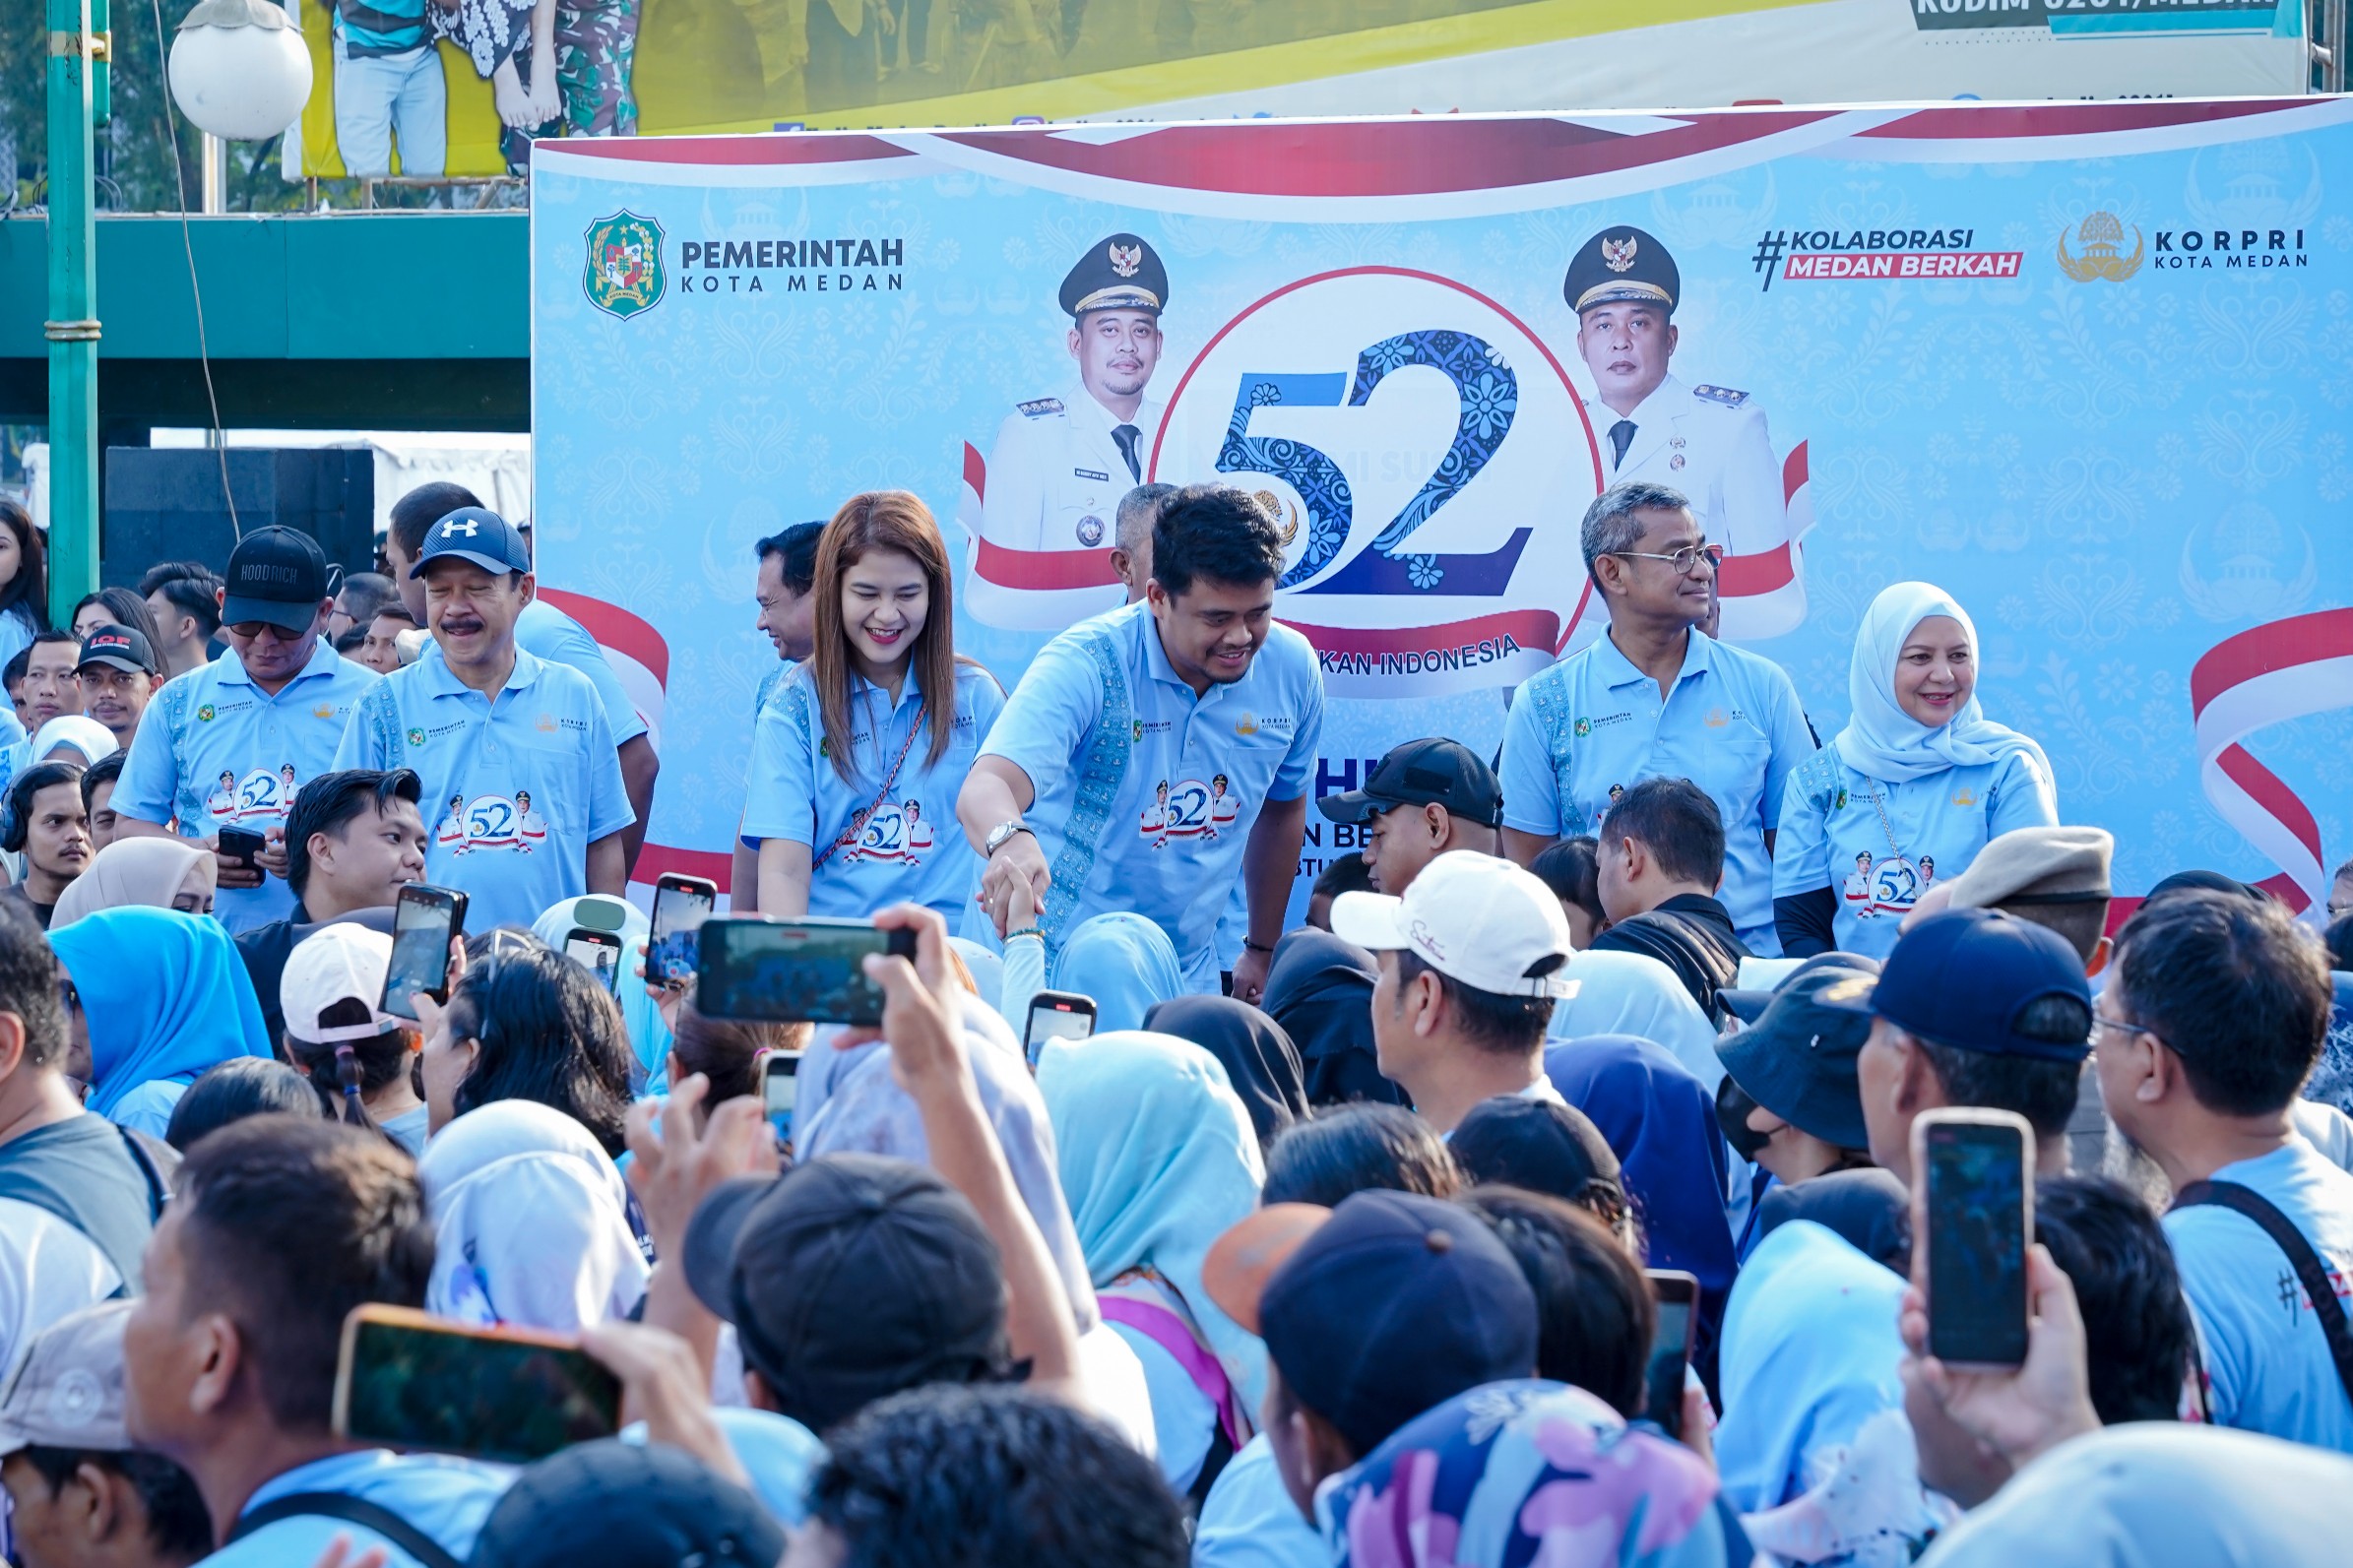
[115,528,380,934]
[1499,480,1814,954]
[957,484,1323,1002]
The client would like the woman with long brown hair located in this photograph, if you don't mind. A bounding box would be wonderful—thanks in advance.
[744,491,1004,919]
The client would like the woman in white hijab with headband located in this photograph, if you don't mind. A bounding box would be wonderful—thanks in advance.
[1773,582,2056,960]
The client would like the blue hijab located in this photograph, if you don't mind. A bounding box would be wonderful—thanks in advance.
[1049,912,1185,1035]
[1544,1035,1736,1304]
[1834,582,2050,784]
[1037,1030,1269,1411]
[53,908,270,1118]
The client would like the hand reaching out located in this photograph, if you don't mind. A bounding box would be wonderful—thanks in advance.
[624,1075,777,1262]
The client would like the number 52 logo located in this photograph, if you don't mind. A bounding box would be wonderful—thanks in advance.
[1153,269,1601,693]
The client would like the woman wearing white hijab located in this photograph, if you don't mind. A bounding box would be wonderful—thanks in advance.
[1774,582,2056,960]
[416,1098,650,1332]
[28,715,116,768]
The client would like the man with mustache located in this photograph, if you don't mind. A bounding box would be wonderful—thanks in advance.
[332,509,633,927]
[976,233,1171,614]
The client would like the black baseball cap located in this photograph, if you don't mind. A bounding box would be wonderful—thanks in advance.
[1204,1189,1537,1456]
[1316,737,1504,830]
[681,1155,1011,1432]
[469,1438,784,1568]
[75,624,157,677]
[220,526,330,632]
[1820,908,2092,1063]
[409,507,532,579]
[1715,964,1878,1151]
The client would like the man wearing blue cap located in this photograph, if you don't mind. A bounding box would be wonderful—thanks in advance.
[977,232,1172,610]
[333,508,634,928]
[1828,907,2093,1183]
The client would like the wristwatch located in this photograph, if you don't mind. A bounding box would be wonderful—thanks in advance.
[984,819,1035,857]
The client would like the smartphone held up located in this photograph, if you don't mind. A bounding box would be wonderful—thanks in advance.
[380,884,468,1023]
[696,915,917,1027]
[334,1305,619,1467]
[647,874,718,987]
[1915,1108,2035,1370]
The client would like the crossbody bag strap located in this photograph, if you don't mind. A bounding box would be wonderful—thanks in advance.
[114,1125,174,1223]
[227,1492,467,1568]
[2173,1178,2353,1409]
[811,694,928,873]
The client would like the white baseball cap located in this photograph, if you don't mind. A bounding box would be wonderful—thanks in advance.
[1331,850,1578,999]
[283,923,401,1044]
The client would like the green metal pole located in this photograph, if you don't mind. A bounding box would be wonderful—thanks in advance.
[44,0,100,623]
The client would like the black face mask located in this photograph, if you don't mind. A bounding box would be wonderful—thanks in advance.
[1715,1074,1774,1163]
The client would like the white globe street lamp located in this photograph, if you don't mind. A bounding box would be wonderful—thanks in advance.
[167,0,313,142]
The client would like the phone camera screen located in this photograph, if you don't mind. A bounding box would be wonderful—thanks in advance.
[703,921,889,1025]
[648,884,714,985]
[565,937,620,992]
[1643,1300,1692,1436]
[1027,1008,1094,1047]
[343,1318,618,1466]
[1926,1125,2029,1366]
[384,903,451,1019]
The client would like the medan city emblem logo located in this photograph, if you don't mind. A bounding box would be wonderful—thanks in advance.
[2057,211,2144,282]
[1602,234,1638,273]
[407,728,426,748]
[1108,242,1142,278]
[196,705,216,722]
[584,211,667,319]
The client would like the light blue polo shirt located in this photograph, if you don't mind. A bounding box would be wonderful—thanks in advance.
[517,597,650,747]
[210,1449,510,1568]
[116,642,381,933]
[333,646,635,930]
[741,659,1005,921]
[981,600,1324,990]
[1772,747,2058,958]
[2165,1138,2353,1454]
[1499,628,1814,953]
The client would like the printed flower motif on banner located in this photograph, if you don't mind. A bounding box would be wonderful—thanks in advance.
[2032,553,2168,647]
[1459,372,1516,443]
[2029,653,2184,801]
[1404,555,1443,590]
[2194,391,2306,486]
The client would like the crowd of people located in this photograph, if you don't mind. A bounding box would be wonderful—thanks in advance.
[0,470,2342,1568]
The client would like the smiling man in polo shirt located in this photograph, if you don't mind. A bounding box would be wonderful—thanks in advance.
[957,484,1324,1001]
[333,509,633,928]
[116,528,380,933]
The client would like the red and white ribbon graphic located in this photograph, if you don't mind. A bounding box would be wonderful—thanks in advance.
[2189,606,2353,913]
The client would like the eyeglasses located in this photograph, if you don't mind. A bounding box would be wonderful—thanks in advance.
[1613,541,1725,576]
[2088,1014,2151,1049]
